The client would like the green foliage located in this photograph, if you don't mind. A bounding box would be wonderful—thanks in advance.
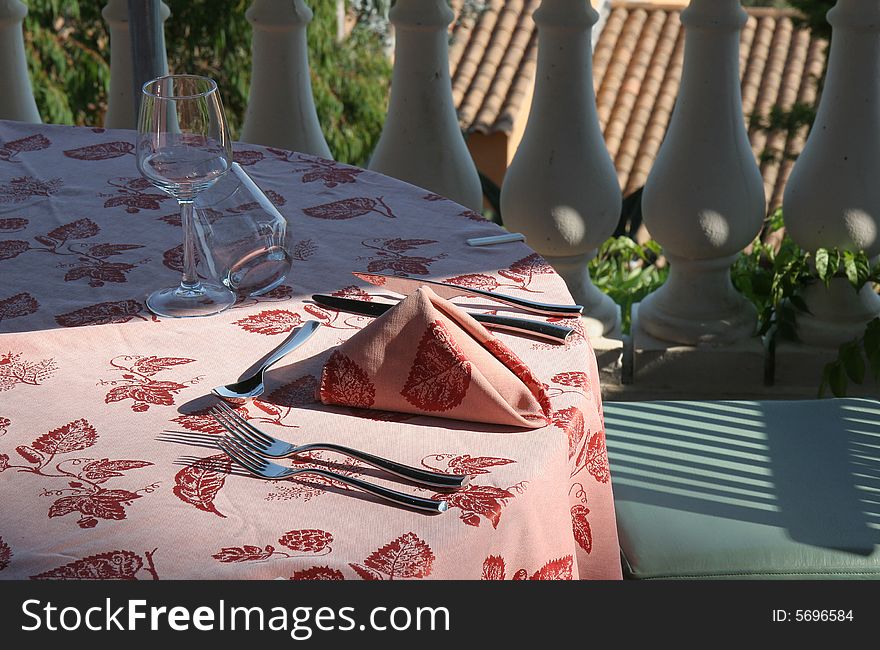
[308,5,391,166]
[821,319,880,398]
[732,209,812,342]
[727,209,880,397]
[588,237,667,335]
[22,1,391,166]
[163,1,252,137]
[787,0,835,41]
[23,1,110,126]
[749,102,818,164]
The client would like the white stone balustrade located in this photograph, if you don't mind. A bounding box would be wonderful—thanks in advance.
[102,0,170,129]
[500,0,622,337]
[0,0,40,123]
[368,0,482,212]
[240,0,331,158]
[637,0,766,345]
[783,0,880,348]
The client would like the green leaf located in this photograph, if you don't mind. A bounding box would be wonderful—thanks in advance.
[826,361,848,397]
[840,341,866,384]
[826,248,841,282]
[815,248,830,282]
[864,318,880,380]
[789,294,810,314]
[854,253,871,289]
[843,250,859,286]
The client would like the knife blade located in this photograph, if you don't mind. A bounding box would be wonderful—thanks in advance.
[352,271,583,318]
[312,294,573,344]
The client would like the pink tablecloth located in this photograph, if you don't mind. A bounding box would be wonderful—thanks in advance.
[0,120,620,580]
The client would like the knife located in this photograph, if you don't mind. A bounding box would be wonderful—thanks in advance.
[312,294,573,344]
[352,271,583,318]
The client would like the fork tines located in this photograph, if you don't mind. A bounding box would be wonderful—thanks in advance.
[216,435,271,477]
[210,401,274,449]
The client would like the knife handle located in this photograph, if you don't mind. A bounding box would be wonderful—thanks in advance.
[460,286,584,318]
[471,313,572,344]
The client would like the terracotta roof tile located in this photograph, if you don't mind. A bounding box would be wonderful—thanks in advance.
[451,1,829,211]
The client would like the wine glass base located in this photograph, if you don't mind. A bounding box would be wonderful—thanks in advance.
[146,283,236,318]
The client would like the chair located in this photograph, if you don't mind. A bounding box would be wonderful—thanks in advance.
[604,398,880,579]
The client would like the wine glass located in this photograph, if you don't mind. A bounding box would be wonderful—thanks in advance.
[136,74,236,317]
[193,162,293,297]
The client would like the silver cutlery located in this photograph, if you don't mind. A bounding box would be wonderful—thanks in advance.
[217,436,449,513]
[210,402,468,489]
[311,294,573,344]
[466,233,526,247]
[352,271,584,317]
[212,320,321,399]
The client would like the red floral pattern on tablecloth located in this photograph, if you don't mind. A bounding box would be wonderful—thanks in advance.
[3,217,148,288]
[63,141,134,161]
[0,133,51,162]
[0,418,154,529]
[31,549,159,580]
[0,537,11,571]
[55,300,154,327]
[571,504,593,554]
[358,238,446,275]
[349,532,434,580]
[435,484,520,529]
[0,176,62,203]
[101,177,173,213]
[100,356,200,412]
[290,566,344,581]
[213,529,333,564]
[303,196,396,220]
[481,554,574,580]
[173,453,231,518]
[420,453,515,476]
[0,120,620,581]
[0,352,57,391]
[0,217,28,231]
[0,292,39,322]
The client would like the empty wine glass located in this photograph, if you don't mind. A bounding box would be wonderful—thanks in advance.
[136,74,236,317]
[193,162,292,297]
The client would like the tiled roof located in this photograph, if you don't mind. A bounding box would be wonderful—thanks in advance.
[451,0,541,136]
[452,1,829,210]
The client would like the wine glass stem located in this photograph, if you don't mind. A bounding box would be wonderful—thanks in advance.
[179,199,200,290]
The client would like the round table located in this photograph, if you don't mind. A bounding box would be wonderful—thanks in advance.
[0,119,620,580]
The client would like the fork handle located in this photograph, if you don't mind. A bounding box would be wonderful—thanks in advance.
[295,443,469,489]
[295,468,449,513]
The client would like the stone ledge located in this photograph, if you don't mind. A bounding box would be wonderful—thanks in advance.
[589,334,623,389]
[772,339,880,399]
[624,303,766,392]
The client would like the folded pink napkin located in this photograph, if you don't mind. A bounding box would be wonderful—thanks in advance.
[317,286,551,428]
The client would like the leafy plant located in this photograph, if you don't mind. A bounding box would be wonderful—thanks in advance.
[23,1,110,126]
[730,209,880,396]
[588,236,667,334]
[731,209,812,343]
[822,319,880,397]
[22,1,391,166]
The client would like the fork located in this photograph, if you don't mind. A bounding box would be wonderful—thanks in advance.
[210,402,469,489]
[217,436,449,513]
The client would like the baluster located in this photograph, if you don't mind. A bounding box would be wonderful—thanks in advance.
[241,0,331,158]
[0,0,40,123]
[102,0,170,129]
[368,0,482,212]
[783,0,880,347]
[637,0,765,344]
[500,0,622,337]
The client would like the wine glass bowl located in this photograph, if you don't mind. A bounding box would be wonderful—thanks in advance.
[136,74,236,317]
[194,162,293,297]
